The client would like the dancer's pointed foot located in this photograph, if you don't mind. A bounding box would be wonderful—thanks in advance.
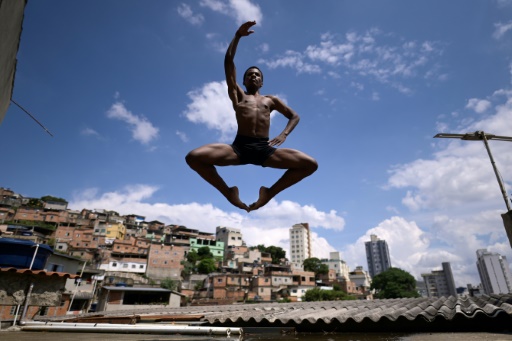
[248,186,273,212]
[225,186,249,212]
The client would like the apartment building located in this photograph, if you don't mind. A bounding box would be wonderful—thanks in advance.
[147,243,187,280]
[216,226,244,254]
[190,237,225,260]
[421,262,457,298]
[476,249,512,294]
[289,223,312,269]
[321,251,350,281]
[365,234,392,278]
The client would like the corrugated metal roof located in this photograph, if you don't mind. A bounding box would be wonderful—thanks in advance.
[39,294,512,332]
[0,267,80,278]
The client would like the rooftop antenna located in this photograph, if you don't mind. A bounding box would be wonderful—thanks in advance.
[10,99,54,137]
[434,131,512,247]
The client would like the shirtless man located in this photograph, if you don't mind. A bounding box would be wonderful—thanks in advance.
[185,21,318,212]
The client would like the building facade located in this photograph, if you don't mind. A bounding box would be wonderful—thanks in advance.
[476,249,512,294]
[421,262,457,298]
[216,226,244,254]
[321,251,350,280]
[365,234,392,278]
[289,223,312,269]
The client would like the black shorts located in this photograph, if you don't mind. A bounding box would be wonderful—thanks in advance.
[231,135,276,166]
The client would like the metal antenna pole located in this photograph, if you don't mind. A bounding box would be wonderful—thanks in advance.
[479,131,512,211]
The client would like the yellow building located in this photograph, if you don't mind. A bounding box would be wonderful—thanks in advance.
[106,221,126,240]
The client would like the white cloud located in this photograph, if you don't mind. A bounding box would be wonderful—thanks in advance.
[387,90,512,212]
[258,51,322,74]
[200,0,262,25]
[344,217,429,276]
[81,127,99,137]
[182,81,237,142]
[106,101,159,145]
[466,98,492,113]
[258,28,445,94]
[177,3,204,26]
[375,88,512,285]
[69,185,345,257]
[176,130,189,142]
[493,21,512,39]
[496,0,512,8]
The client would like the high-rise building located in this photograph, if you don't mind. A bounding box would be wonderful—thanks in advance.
[476,249,512,294]
[289,223,312,269]
[365,234,392,278]
[421,262,457,298]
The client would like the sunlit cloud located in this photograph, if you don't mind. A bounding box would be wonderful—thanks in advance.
[106,101,159,145]
[68,185,345,256]
[258,28,445,94]
[182,81,236,142]
[493,21,512,39]
[200,0,262,25]
[81,127,99,137]
[177,3,204,26]
[466,98,491,114]
[176,130,189,142]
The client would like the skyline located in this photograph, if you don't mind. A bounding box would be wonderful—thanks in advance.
[1,0,512,287]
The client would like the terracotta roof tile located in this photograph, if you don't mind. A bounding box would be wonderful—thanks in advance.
[0,267,80,278]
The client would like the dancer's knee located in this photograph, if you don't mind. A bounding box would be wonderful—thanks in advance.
[307,158,318,174]
[185,150,200,168]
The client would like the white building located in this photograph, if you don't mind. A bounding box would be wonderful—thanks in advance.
[476,249,512,294]
[321,251,350,280]
[216,226,244,253]
[289,223,312,269]
[349,266,372,288]
[421,262,457,298]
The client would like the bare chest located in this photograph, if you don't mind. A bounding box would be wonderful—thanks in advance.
[235,96,272,117]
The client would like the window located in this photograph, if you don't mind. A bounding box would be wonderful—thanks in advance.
[39,306,49,316]
[10,306,18,315]
[139,265,144,269]
[112,262,117,267]
[131,264,136,268]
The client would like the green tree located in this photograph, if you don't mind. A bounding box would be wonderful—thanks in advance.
[303,257,329,278]
[265,245,286,264]
[41,195,67,203]
[250,244,286,264]
[160,277,177,291]
[186,249,199,263]
[303,287,356,302]
[197,258,217,274]
[370,267,420,299]
[197,246,214,260]
[181,260,195,277]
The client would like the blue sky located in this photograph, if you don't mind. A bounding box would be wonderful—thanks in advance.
[2,0,512,287]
